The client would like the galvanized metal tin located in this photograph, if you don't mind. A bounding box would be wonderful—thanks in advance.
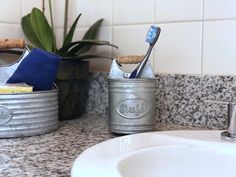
[108,78,156,134]
[0,89,59,138]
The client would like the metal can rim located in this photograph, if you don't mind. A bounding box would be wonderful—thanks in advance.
[108,78,156,82]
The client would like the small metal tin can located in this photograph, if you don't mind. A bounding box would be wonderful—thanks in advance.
[0,89,58,138]
[108,78,156,134]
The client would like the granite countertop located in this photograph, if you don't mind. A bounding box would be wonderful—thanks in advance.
[0,115,213,177]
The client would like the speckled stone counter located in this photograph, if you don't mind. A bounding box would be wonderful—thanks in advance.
[0,115,215,177]
[85,73,236,129]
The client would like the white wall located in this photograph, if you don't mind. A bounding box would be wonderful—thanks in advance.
[0,0,236,74]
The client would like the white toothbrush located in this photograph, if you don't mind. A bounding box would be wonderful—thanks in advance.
[129,25,161,78]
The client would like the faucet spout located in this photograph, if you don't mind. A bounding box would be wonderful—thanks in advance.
[227,102,236,135]
[221,102,236,142]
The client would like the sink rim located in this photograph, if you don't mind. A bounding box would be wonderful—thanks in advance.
[71,130,236,177]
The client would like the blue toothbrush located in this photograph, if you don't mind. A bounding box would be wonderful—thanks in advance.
[129,25,161,78]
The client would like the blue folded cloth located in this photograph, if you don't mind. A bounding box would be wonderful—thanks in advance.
[7,48,61,91]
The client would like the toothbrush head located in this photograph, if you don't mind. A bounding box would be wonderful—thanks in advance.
[146,25,161,46]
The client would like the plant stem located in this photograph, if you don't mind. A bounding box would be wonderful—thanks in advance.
[42,0,45,14]
[63,0,69,40]
[48,0,57,52]
[48,0,54,32]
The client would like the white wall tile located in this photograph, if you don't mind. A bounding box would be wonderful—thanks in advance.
[77,0,112,27]
[113,25,154,72]
[113,25,151,55]
[203,20,236,75]
[1,0,235,74]
[0,24,23,38]
[86,26,113,71]
[113,0,155,25]
[204,0,236,19]
[0,0,21,23]
[52,0,112,28]
[155,22,202,74]
[44,1,65,28]
[55,28,64,49]
[22,0,42,17]
[155,0,203,23]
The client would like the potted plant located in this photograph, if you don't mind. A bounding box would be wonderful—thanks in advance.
[21,0,117,120]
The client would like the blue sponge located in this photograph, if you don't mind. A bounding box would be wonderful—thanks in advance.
[7,48,61,91]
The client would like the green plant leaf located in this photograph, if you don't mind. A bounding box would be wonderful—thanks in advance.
[56,41,80,56]
[75,18,104,55]
[30,8,55,51]
[21,14,44,48]
[83,19,103,39]
[67,39,118,56]
[57,39,118,57]
[63,13,82,48]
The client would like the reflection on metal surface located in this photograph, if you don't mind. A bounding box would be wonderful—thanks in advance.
[0,105,13,124]
[116,98,150,119]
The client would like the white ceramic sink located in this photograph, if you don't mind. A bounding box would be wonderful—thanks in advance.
[71,130,236,177]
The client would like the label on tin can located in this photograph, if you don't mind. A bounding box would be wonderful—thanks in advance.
[116,98,150,119]
[0,105,13,124]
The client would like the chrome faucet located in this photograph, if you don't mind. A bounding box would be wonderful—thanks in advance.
[221,102,236,142]
[205,100,236,142]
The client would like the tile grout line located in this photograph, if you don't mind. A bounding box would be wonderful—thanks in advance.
[20,0,22,19]
[33,18,236,30]
[153,0,157,73]
[0,22,20,25]
[106,18,236,28]
[153,0,156,23]
[111,0,115,58]
[20,0,23,38]
[201,0,205,75]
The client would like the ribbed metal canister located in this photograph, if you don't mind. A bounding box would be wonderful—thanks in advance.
[0,89,58,138]
[108,78,156,134]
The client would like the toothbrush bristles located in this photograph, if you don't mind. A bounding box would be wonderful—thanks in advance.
[146,25,160,45]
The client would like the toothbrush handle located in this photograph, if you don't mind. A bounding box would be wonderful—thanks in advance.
[129,45,153,78]
[135,46,153,78]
